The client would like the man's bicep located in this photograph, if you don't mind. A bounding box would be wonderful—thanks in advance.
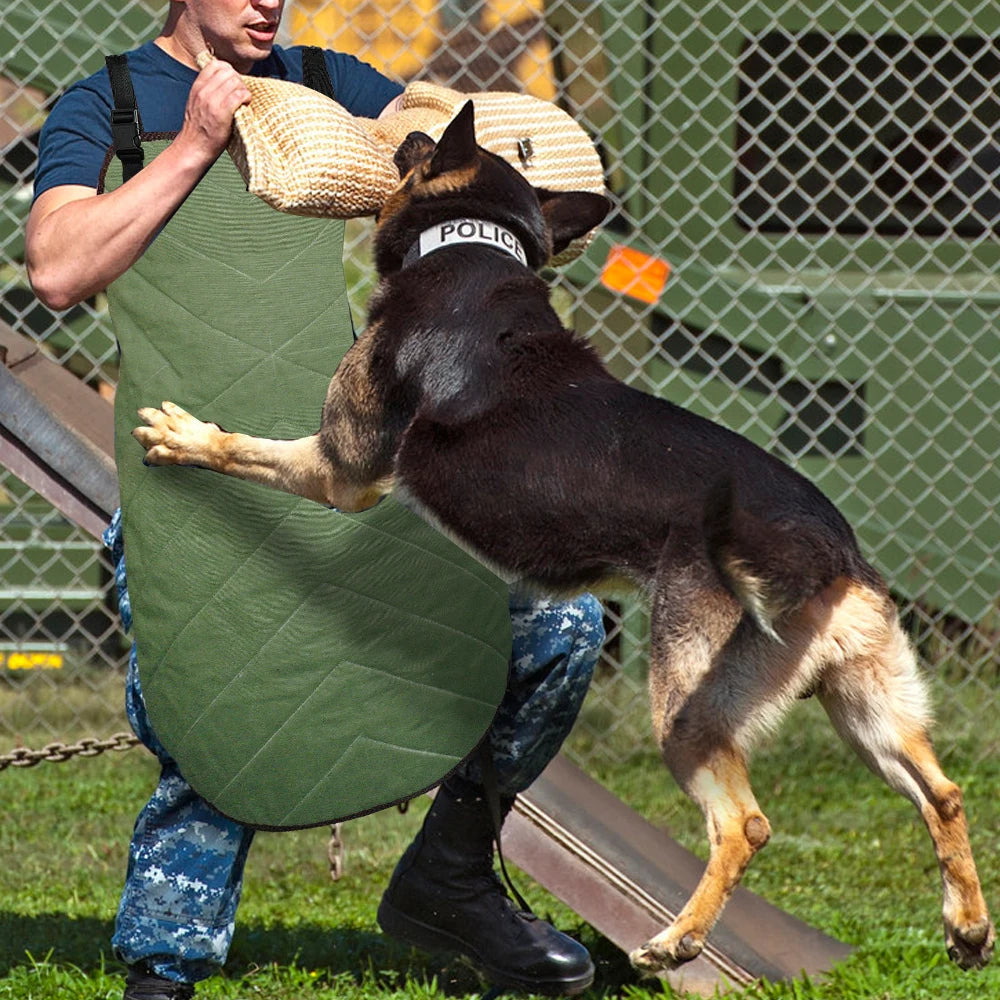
[26,185,99,261]
[33,84,112,201]
[28,185,98,227]
[24,184,101,306]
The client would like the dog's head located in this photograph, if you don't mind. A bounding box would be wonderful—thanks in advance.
[374,101,611,274]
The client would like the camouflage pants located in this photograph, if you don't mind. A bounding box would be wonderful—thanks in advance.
[104,511,604,982]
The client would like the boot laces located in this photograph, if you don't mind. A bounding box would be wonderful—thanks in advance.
[473,865,537,924]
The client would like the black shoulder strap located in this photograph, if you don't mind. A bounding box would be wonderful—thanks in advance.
[301,46,335,100]
[105,54,144,182]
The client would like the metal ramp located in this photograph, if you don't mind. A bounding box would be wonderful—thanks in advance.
[1,321,851,994]
[0,322,116,539]
[507,754,851,995]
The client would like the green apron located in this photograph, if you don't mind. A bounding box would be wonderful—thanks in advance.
[103,142,510,830]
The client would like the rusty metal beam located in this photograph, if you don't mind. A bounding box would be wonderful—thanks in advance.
[0,423,111,540]
[0,322,117,538]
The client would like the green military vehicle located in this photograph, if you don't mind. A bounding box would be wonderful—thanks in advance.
[549,0,999,628]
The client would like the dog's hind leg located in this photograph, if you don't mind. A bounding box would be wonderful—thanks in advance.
[631,553,782,974]
[814,580,994,970]
[630,730,771,974]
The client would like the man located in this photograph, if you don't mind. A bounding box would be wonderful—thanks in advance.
[26,3,605,999]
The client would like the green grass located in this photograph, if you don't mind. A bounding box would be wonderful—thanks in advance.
[1,692,998,1000]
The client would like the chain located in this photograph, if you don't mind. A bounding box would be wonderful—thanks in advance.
[328,822,344,881]
[326,799,414,881]
[6,737,352,884]
[0,732,140,771]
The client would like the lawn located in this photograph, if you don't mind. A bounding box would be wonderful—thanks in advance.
[1,691,998,1000]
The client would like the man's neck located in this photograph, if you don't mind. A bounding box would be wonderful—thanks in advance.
[154,24,260,75]
[154,34,206,72]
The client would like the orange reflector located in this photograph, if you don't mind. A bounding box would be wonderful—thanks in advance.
[600,244,670,304]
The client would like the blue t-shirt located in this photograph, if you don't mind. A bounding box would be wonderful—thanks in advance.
[33,40,403,200]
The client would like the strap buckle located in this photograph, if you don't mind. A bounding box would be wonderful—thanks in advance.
[110,107,142,155]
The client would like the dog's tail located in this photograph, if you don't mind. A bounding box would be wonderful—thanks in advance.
[703,476,855,642]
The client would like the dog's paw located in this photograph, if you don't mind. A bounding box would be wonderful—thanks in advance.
[947,916,995,970]
[629,930,704,974]
[132,400,219,467]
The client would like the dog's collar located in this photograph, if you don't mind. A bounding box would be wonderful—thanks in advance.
[402,218,528,268]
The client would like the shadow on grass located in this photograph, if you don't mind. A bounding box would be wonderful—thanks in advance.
[229,918,633,997]
[0,912,118,975]
[1,912,633,997]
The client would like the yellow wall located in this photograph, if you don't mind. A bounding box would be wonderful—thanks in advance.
[288,0,556,98]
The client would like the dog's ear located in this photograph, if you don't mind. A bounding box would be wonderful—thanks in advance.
[394,131,437,178]
[425,101,478,179]
[536,189,612,256]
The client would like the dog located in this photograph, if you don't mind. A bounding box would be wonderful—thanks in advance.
[133,101,994,974]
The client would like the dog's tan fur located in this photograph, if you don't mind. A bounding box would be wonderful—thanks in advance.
[137,401,394,512]
[133,105,993,976]
[633,573,992,969]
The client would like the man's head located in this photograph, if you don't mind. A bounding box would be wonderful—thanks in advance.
[161,0,285,73]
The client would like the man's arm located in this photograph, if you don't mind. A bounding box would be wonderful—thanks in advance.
[378,94,405,118]
[26,60,252,311]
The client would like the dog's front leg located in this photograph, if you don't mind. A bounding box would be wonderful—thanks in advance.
[133,401,390,512]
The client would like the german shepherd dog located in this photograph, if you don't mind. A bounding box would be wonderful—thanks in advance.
[134,102,994,974]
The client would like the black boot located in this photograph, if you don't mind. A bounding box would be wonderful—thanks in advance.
[377,778,594,995]
[122,964,194,1000]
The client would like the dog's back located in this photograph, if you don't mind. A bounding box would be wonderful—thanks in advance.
[396,283,870,623]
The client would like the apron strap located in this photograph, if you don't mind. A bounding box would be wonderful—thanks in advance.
[301,46,335,100]
[105,54,144,182]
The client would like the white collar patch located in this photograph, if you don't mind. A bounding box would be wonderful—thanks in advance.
[415,218,527,265]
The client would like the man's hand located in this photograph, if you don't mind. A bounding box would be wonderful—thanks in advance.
[177,59,252,162]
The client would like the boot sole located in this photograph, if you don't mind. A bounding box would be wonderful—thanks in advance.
[377,897,595,996]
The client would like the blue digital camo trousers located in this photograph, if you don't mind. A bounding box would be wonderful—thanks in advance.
[104,511,604,983]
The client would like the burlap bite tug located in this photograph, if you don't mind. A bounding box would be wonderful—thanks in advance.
[228,74,400,217]
[216,56,608,262]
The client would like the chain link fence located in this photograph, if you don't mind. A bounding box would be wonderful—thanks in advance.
[1,0,997,768]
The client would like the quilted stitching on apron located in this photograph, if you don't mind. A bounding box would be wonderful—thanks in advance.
[103,142,511,829]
